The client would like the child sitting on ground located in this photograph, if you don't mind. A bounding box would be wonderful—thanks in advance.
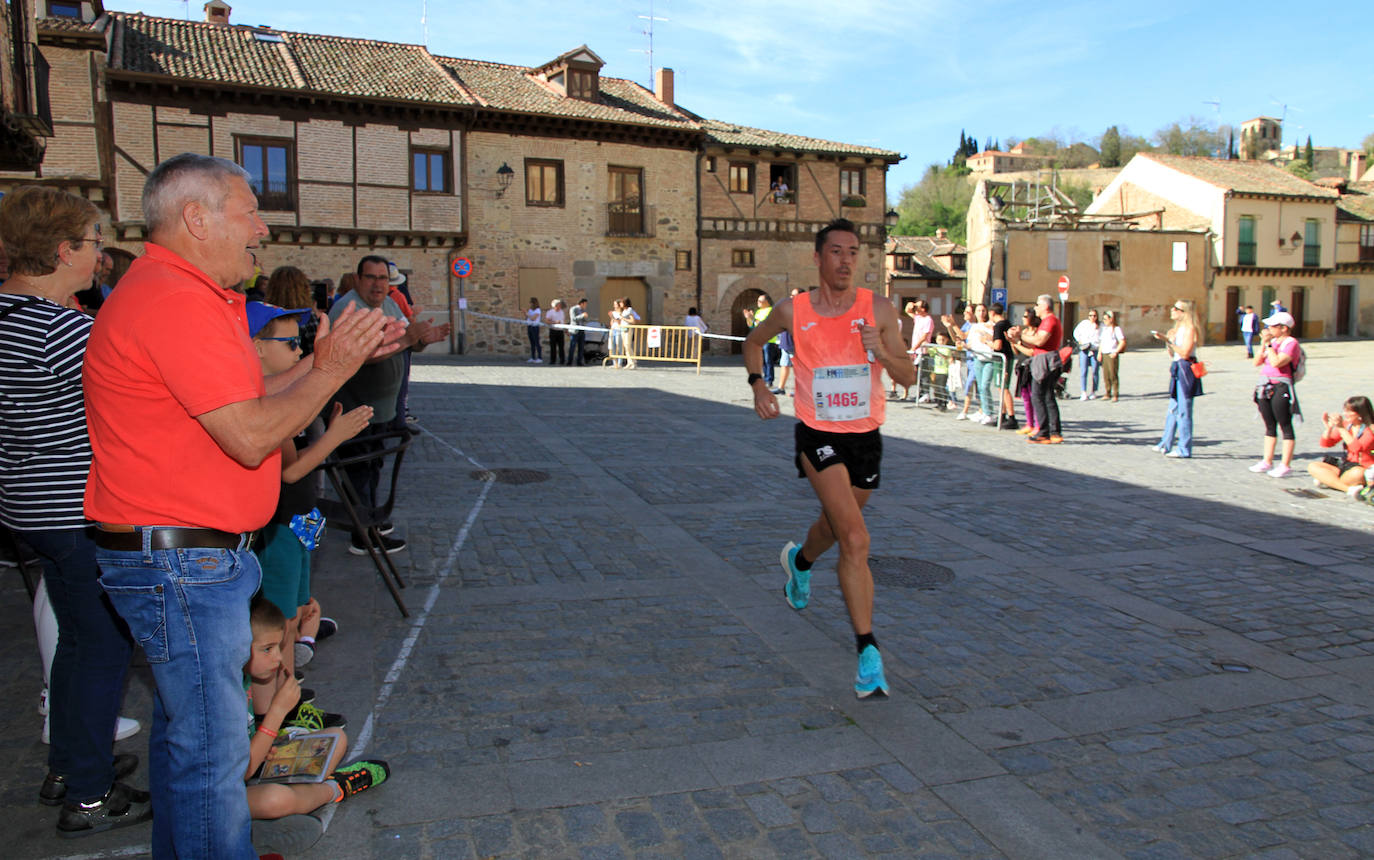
[246,596,389,819]
[249,302,372,727]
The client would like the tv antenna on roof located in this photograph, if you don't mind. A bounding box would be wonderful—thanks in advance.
[631,0,668,89]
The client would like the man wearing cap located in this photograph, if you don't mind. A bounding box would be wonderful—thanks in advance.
[83,153,399,859]
[329,255,451,554]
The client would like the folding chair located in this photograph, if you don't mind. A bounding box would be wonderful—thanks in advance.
[314,428,415,617]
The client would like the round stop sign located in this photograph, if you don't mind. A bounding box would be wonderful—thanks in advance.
[1057,275,1070,300]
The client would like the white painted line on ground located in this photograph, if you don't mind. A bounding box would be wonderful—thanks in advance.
[318,421,491,833]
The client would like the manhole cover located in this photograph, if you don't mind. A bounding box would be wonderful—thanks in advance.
[868,557,955,589]
[470,468,551,485]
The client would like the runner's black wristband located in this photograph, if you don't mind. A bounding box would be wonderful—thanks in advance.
[747,373,763,386]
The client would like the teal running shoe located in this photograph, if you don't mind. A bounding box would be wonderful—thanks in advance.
[855,645,889,699]
[780,541,810,610]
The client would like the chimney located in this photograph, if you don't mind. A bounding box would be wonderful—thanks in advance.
[1353,152,1368,183]
[935,228,948,240]
[654,68,674,108]
[204,1,231,25]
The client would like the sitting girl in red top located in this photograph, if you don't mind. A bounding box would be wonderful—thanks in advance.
[1308,396,1374,494]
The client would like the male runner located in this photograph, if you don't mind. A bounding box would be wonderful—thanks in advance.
[744,218,916,698]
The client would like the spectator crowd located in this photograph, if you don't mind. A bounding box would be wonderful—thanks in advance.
[0,155,454,857]
[1,156,1372,859]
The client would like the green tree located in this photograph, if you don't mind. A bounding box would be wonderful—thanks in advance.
[1304,135,1314,168]
[1364,132,1374,159]
[1099,125,1121,167]
[1287,160,1313,180]
[892,164,976,244]
[1152,116,1225,157]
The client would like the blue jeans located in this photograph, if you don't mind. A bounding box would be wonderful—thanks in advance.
[976,357,1001,419]
[1160,393,1194,457]
[98,537,261,859]
[1079,348,1100,395]
[762,343,781,386]
[1243,330,1255,357]
[18,527,134,801]
[568,330,585,365]
[526,326,542,360]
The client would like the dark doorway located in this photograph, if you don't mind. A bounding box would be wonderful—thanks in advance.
[1337,284,1353,336]
[1290,287,1305,338]
[1224,287,1240,341]
[730,288,771,354]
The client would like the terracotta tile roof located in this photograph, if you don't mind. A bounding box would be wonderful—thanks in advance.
[36,15,104,33]
[1141,153,1338,199]
[111,14,470,102]
[288,34,468,102]
[888,235,965,256]
[886,235,966,278]
[101,12,892,157]
[1337,182,1374,222]
[436,56,695,128]
[702,119,900,160]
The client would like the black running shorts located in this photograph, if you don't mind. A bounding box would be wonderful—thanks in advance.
[794,422,882,490]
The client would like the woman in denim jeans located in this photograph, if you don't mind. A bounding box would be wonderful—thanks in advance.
[0,186,148,836]
[1151,300,1201,458]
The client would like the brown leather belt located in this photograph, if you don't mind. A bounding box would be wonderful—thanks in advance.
[94,525,254,552]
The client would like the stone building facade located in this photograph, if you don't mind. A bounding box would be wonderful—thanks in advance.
[967,177,1210,342]
[1,1,900,355]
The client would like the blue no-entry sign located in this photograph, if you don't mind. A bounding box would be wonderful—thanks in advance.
[451,257,472,278]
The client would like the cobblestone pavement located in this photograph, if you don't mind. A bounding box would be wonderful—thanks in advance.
[4,340,1374,859]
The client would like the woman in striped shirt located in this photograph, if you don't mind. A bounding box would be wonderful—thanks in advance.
[0,186,148,835]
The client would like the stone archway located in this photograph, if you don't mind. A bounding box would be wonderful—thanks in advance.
[718,275,784,354]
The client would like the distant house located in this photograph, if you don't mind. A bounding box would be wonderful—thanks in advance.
[1087,153,1348,340]
[696,120,900,348]
[884,232,966,318]
[966,176,1209,342]
[967,147,1053,175]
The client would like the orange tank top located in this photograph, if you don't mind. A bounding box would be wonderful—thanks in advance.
[793,289,884,433]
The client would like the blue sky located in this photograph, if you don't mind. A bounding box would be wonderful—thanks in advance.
[124,0,1370,200]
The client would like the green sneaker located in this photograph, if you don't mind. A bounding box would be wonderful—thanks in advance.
[331,760,390,800]
[285,701,346,732]
[780,541,810,610]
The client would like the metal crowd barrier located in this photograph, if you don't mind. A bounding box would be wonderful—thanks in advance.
[607,324,703,373]
[907,347,1009,426]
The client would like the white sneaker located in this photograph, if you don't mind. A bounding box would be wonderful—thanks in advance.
[917,394,931,403]
[1088,393,1098,400]
[1267,464,1292,478]
[978,414,995,425]
[954,413,969,421]
[1079,393,1088,401]
[1248,461,1274,473]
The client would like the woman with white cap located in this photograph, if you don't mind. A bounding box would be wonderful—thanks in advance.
[1250,310,1301,478]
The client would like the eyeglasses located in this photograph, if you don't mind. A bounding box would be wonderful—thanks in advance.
[259,336,301,350]
[72,234,103,251]
[1172,305,1186,312]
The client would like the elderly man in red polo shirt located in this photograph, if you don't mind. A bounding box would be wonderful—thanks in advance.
[83,153,399,859]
